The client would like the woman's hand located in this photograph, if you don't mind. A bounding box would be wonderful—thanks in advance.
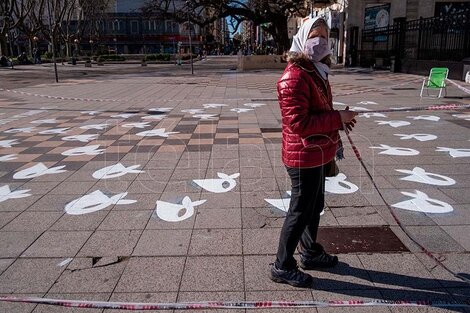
[338,106,358,131]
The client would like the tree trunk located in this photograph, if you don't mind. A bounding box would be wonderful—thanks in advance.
[267,14,290,54]
[0,38,7,56]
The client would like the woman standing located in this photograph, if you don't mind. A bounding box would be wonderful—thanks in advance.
[271,17,358,288]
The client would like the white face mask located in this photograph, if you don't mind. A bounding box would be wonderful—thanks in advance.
[304,37,331,63]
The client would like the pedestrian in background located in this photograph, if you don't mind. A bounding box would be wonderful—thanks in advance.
[270,16,358,288]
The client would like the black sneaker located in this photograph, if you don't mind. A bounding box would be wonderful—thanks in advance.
[270,263,313,288]
[300,251,338,270]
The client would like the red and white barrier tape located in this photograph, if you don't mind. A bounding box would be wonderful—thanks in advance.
[0,296,468,310]
[358,103,470,114]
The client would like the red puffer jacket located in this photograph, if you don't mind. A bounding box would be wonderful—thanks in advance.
[278,61,342,168]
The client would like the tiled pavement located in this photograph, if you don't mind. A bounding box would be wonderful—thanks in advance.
[0,57,469,312]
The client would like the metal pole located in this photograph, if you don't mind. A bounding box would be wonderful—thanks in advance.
[46,0,59,83]
[186,0,194,75]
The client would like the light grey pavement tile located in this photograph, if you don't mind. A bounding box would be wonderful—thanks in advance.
[0,258,65,293]
[1,211,63,232]
[429,204,470,226]
[21,231,92,258]
[180,256,244,292]
[403,226,465,253]
[132,229,191,256]
[19,181,62,195]
[439,188,470,205]
[50,210,108,231]
[189,229,242,256]
[34,293,109,313]
[0,211,20,228]
[49,181,96,195]
[313,289,389,313]
[65,170,98,182]
[415,253,470,289]
[245,290,315,313]
[330,206,387,226]
[90,180,133,194]
[135,169,173,181]
[383,207,437,226]
[194,208,241,229]
[50,257,128,294]
[0,195,42,212]
[115,257,185,292]
[207,157,239,169]
[98,210,152,230]
[106,292,177,313]
[326,191,373,207]
[358,253,442,290]
[160,180,196,194]
[0,258,14,274]
[243,228,279,255]
[127,179,167,194]
[0,293,40,313]
[177,291,245,313]
[242,207,285,229]
[241,191,283,209]
[240,166,276,178]
[441,226,470,251]
[171,168,207,181]
[381,288,456,313]
[78,230,142,257]
[319,210,340,226]
[240,178,279,193]
[26,194,83,212]
[198,192,241,209]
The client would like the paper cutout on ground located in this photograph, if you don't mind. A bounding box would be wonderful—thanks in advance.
[370,144,419,156]
[141,115,167,120]
[392,190,453,214]
[362,113,387,118]
[203,103,227,108]
[349,106,371,112]
[243,103,266,108]
[192,114,218,120]
[0,154,17,161]
[92,163,144,179]
[65,191,136,215]
[375,120,411,128]
[192,173,240,193]
[325,173,359,194]
[57,258,73,267]
[81,110,102,115]
[62,134,99,143]
[111,113,136,119]
[0,185,31,203]
[122,122,150,129]
[13,163,67,179]
[396,167,455,186]
[357,101,378,105]
[181,109,205,114]
[452,114,470,121]
[436,147,470,158]
[31,119,57,124]
[136,128,179,138]
[62,145,104,156]
[149,107,173,113]
[230,108,254,113]
[265,191,324,215]
[407,115,440,121]
[39,128,70,135]
[155,196,206,222]
[394,133,437,142]
[80,124,109,130]
[5,127,36,134]
[0,139,19,148]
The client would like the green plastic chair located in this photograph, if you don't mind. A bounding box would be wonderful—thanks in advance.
[420,67,449,98]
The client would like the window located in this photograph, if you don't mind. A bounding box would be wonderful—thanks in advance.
[112,20,120,31]
[131,20,138,33]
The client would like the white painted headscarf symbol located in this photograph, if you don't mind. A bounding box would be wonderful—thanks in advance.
[92,163,144,180]
[13,163,67,179]
[362,113,387,118]
[81,110,102,115]
[436,147,470,158]
[122,122,151,129]
[155,196,206,222]
[452,114,470,121]
[243,103,266,108]
[230,108,254,113]
[61,145,105,156]
[192,173,240,193]
[349,106,370,112]
[407,115,440,121]
[181,109,205,114]
[80,124,110,130]
[375,120,411,128]
[392,190,453,214]
[396,167,455,186]
[357,101,378,105]
[370,144,420,156]
[265,191,325,215]
[0,185,31,203]
[31,119,58,124]
[111,113,136,119]
[149,107,173,113]
[192,114,218,120]
[5,127,36,134]
[0,154,17,162]
[325,173,359,194]
[141,115,167,121]
[394,134,437,142]
[203,103,227,108]
[136,128,179,138]
[39,128,70,135]
[65,191,136,215]
[62,134,99,143]
[0,139,19,148]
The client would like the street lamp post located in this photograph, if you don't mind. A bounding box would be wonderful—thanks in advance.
[186,0,194,75]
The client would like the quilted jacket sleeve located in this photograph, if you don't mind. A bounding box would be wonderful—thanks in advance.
[278,70,342,138]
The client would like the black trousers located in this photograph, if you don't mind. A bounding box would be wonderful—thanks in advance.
[275,165,325,270]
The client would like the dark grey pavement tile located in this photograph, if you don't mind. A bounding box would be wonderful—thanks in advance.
[189,229,242,256]
[177,292,245,313]
[1,211,63,232]
[404,226,465,253]
[50,210,108,231]
[242,207,285,229]
[34,293,109,313]
[77,230,142,257]
[98,210,151,230]
[21,231,92,258]
[90,180,133,195]
[439,188,470,205]
[49,181,95,195]
[18,181,61,195]
[240,178,279,193]
[241,191,282,209]
[194,208,241,229]
[180,256,244,292]
[127,180,168,194]
[243,228,278,255]
[107,292,177,313]
[132,229,191,256]
[115,257,185,292]
[0,232,41,258]
[0,258,65,293]
[0,195,42,212]
[0,211,20,229]
[358,253,442,290]
[198,192,241,209]
[50,257,127,294]
[0,258,14,274]
[441,226,470,251]
[26,194,82,212]
[135,169,173,181]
